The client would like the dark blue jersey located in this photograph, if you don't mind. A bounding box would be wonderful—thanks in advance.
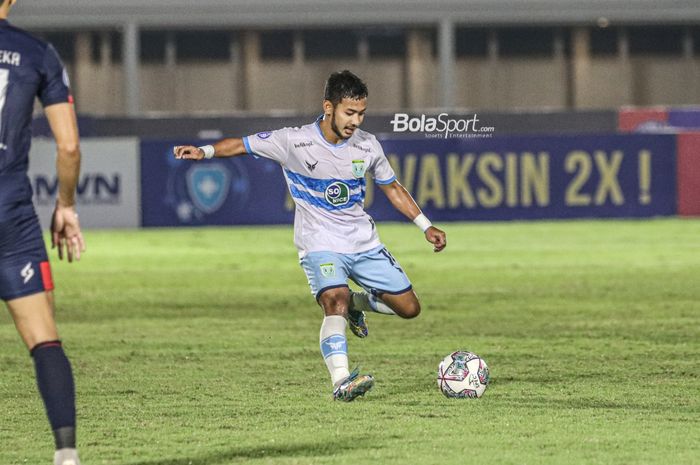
[0,19,71,216]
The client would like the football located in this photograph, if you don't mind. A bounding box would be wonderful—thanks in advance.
[437,351,490,398]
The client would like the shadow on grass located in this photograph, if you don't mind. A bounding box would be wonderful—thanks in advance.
[126,434,380,465]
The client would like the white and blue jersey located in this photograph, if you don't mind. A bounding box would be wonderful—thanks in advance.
[244,116,397,258]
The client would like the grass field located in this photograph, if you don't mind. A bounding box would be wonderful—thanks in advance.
[1,219,698,465]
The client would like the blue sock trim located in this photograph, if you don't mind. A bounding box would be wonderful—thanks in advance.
[320,334,348,359]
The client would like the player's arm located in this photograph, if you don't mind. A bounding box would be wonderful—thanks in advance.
[173,138,247,160]
[378,180,447,252]
[45,102,86,262]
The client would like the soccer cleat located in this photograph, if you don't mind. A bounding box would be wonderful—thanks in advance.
[333,368,374,402]
[54,448,81,465]
[347,309,368,338]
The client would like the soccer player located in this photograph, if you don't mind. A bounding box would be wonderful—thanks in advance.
[174,70,446,401]
[1,1,86,463]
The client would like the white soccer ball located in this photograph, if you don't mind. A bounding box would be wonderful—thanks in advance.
[437,351,490,398]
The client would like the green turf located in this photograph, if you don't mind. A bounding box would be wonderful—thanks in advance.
[1,219,699,465]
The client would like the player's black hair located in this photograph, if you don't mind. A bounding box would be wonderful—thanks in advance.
[324,70,368,105]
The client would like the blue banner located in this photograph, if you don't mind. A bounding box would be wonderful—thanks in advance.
[140,134,677,226]
[372,134,677,221]
[141,140,292,226]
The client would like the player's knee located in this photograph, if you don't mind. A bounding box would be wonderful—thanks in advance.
[399,300,421,319]
[318,289,350,317]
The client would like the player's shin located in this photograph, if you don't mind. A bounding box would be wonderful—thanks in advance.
[319,315,350,385]
[30,341,77,450]
[351,291,396,316]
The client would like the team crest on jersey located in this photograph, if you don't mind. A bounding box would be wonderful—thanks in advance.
[186,164,231,214]
[351,160,366,178]
[256,131,272,139]
[319,263,336,278]
[324,181,350,206]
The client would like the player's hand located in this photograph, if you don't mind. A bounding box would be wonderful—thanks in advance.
[425,226,446,253]
[51,203,86,263]
[173,145,204,160]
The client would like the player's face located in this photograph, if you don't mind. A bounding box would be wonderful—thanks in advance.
[330,98,367,140]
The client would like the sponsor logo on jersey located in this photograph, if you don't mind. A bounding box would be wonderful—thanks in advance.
[21,262,34,284]
[186,164,230,214]
[352,143,371,154]
[319,262,336,278]
[324,181,350,206]
[351,160,366,178]
[305,159,318,172]
[256,131,272,140]
[294,141,314,149]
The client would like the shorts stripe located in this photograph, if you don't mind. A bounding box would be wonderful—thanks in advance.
[371,284,413,297]
[40,261,54,291]
[316,284,349,302]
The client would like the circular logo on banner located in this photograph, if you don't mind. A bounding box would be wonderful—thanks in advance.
[324,181,350,206]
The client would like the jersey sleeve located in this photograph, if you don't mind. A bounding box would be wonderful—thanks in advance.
[370,138,397,185]
[38,44,71,107]
[242,128,290,165]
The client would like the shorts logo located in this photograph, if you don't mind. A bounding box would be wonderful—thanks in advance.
[324,181,350,206]
[319,263,336,278]
[21,262,34,284]
[256,131,272,140]
[351,160,366,178]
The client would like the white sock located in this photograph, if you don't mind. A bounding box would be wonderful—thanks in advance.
[54,448,80,465]
[352,291,396,316]
[320,315,350,386]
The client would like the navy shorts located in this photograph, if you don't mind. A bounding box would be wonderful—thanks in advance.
[0,206,54,301]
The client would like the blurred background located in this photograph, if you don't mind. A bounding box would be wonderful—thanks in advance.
[13,0,700,117]
[11,0,700,228]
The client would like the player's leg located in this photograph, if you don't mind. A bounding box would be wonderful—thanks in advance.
[300,253,374,401]
[318,288,374,401]
[5,292,80,465]
[350,246,418,319]
[374,288,421,319]
[351,288,420,318]
[317,286,352,385]
[7,291,58,347]
[1,215,80,465]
